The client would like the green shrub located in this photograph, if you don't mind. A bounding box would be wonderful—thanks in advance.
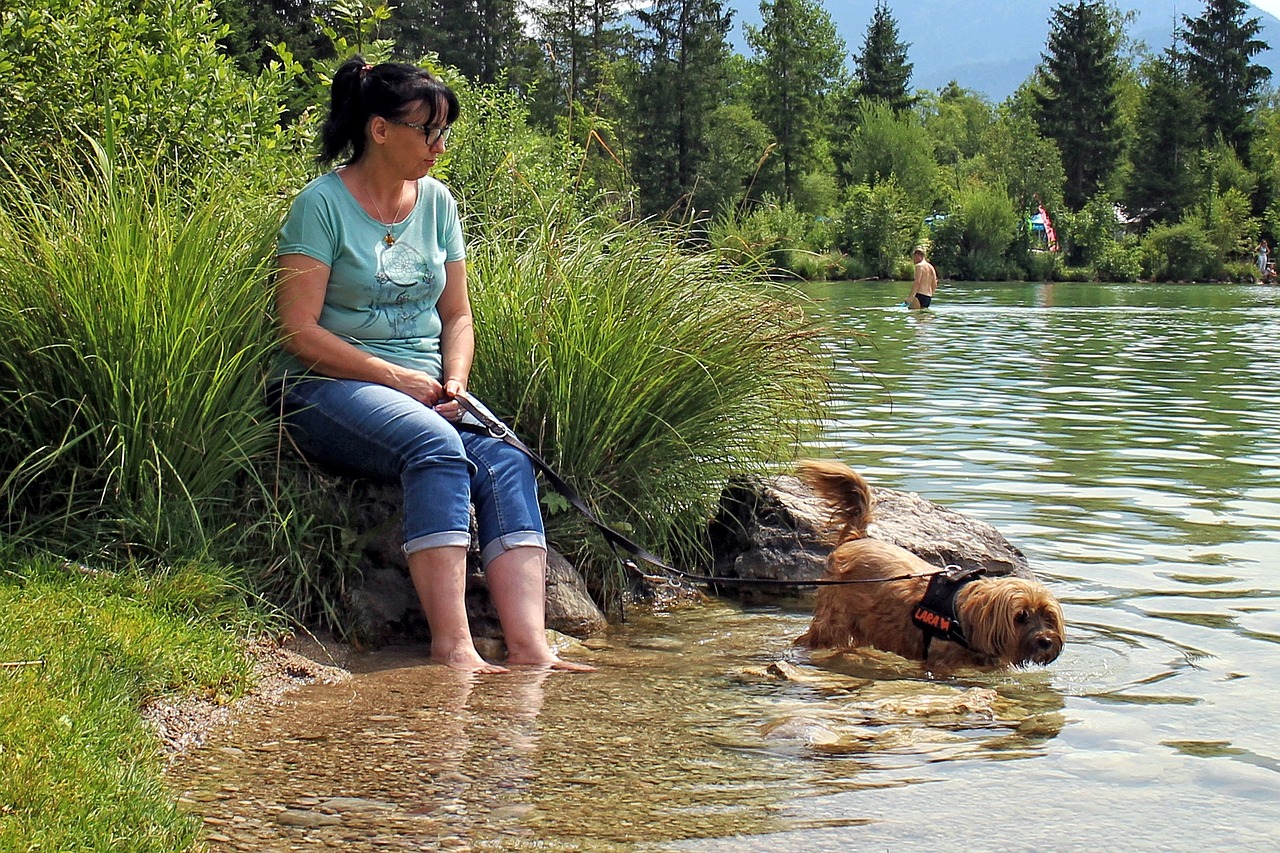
[928,182,1018,280]
[839,254,875,280]
[1059,194,1121,268]
[838,179,923,280]
[467,214,828,595]
[1094,238,1143,282]
[1142,221,1215,281]
[1196,187,1259,267]
[1024,250,1062,282]
[966,253,1020,282]
[0,0,297,169]
[1221,260,1262,283]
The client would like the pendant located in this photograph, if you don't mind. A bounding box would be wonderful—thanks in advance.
[383,230,396,246]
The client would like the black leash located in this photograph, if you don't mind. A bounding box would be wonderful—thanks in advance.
[450,391,944,591]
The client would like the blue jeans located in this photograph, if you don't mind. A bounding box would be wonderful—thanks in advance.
[267,377,546,564]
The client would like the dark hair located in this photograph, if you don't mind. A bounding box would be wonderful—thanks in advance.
[317,56,461,166]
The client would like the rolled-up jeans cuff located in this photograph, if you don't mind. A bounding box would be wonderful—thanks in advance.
[404,530,472,555]
[480,532,547,567]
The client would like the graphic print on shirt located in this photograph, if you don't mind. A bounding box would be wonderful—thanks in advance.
[359,238,442,337]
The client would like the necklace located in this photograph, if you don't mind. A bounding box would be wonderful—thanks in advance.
[366,181,407,246]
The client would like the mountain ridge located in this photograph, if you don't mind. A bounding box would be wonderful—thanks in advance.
[724,0,1280,101]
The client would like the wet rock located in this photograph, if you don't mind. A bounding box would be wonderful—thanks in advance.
[318,797,398,814]
[737,660,870,690]
[629,637,685,652]
[276,808,342,828]
[707,473,1033,597]
[756,677,1053,756]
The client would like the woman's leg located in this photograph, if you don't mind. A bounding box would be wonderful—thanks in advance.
[273,378,502,672]
[408,545,507,674]
[486,547,594,671]
[463,433,594,672]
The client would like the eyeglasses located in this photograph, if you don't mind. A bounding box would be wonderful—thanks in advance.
[389,119,452,146]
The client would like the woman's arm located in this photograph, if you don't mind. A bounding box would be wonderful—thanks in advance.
[431,259,475,419]
[276,252,444,404]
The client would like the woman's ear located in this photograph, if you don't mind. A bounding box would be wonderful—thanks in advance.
[368,115,391,145]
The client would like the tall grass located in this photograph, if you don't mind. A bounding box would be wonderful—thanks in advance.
[0,142,286,562]
[467,211,830,597]
[0,134,831,620]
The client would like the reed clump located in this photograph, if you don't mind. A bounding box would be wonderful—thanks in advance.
[467,211,829,598]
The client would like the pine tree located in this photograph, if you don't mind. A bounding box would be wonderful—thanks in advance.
[1033,1,1125,210]
[629,0,733,217]
[391,0,526,86]
[854,0,913,113]
[1124,50,1204,227]
[1178,0,1271,154]
[744,0,845,202]
[530,0,623,120]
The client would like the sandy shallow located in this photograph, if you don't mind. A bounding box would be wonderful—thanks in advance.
[142,633,354,758]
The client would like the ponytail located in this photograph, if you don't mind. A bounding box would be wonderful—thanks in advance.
[316,55,461,167]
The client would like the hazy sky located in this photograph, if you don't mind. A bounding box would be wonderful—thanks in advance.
[1253,1,1280,19]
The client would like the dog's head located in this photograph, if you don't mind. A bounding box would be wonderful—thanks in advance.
[957,578,1064,667]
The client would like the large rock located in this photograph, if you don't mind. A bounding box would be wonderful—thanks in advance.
[707,474,1032,596]
[289,463,1029,639]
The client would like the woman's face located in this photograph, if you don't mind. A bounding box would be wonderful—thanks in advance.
[383,97,451,178]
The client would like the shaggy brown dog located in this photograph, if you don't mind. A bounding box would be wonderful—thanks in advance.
[795,460,1064,671]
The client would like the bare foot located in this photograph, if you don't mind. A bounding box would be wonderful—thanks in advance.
[506,655,596,672]
[547,658,597,672]
[432,644,509,674]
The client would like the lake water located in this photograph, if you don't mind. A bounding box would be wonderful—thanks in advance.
[170,281,1280,851]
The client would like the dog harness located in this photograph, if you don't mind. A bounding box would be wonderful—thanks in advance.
[911,565,989,657]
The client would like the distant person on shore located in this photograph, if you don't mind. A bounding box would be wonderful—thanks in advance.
[1258,239,1270,279]
[907,248,938,309]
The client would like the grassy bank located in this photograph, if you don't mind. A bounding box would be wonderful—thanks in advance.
[0,553,266,849]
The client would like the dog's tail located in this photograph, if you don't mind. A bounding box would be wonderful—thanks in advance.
[797,459,874,545]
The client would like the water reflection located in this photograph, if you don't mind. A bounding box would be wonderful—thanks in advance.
[171,603,1079,850]
[168,653,560,849]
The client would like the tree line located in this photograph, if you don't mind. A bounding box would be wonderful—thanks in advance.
[370,0,1265,281]
[17,0,1276,281]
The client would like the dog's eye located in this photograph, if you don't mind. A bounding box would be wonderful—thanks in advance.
[1015,610,1029,625]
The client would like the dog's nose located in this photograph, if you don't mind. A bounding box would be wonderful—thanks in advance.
[1032,633,1063,664]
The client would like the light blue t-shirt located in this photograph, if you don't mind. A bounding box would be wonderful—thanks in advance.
[275,170,467,379]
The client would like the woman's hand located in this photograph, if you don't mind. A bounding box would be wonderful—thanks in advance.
[387,366,445,407]
[432,377,467,422]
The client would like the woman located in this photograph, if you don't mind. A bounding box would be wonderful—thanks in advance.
[1258,239,1270,279]
[269,57,592,674]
